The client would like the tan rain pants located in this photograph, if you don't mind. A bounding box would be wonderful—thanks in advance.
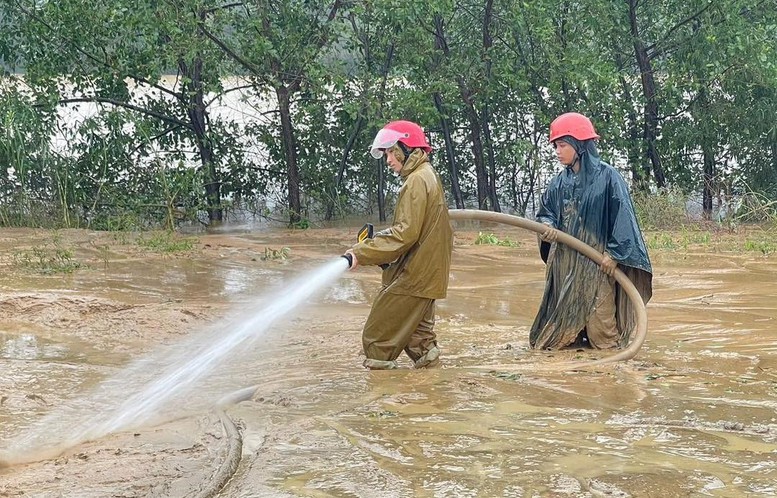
[362,291,437,363]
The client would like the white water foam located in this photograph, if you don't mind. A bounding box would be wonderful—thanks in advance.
[1,257,350,464]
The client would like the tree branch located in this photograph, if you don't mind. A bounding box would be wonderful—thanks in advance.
[204,2,244,15]
[647,1,715,59]
[54,97,192,129]
[11,0,183,101]
[130,125,184,155]
[197,23,265,80]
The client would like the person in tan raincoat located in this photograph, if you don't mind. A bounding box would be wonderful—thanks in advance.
[343,120,453,370]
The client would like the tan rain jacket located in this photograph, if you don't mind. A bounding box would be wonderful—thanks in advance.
[352,150,453,299]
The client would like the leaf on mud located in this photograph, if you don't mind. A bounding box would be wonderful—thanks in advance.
[491,371,522,381]
[367,410,397,418]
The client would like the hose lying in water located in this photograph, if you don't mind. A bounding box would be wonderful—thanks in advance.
[192,385,260,498]
[0,385,258,489]
[448,209,648,370]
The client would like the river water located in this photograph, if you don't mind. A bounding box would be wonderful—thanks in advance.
[0,224,775,496]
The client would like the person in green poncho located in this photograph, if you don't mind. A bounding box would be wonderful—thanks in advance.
[531,112,653,350]
[343,120,453,370]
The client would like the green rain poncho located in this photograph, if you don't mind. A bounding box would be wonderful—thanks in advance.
[530,138,653,350]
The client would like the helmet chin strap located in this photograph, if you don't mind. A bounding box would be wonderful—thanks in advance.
[397,142,413,164]
[562,140,581,170]
[564,148,583,172]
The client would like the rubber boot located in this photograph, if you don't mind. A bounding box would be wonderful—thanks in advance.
[363,358,399,370]
[413,346,441,369]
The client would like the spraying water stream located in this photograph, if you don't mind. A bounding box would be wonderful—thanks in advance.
[1,257,350,466]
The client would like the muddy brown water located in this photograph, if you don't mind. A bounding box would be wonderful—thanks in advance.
[0,225,775,497]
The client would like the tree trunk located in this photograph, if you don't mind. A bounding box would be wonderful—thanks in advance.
[612,38,648,191]
[375,39,396,223]
[702,143,715,220]
[276,85,301,225]
[697,83,715,220]
[179,52,221,223]
[481,114,499,211]
[461,94,489,209]
[259,1,342,226]
[621,74,647,190]
[434,14,489,210]
[433,92,464,209]
[326,115,365,220]
[628,0,666,188]
[482,0,500,212]
[427,18,462,209]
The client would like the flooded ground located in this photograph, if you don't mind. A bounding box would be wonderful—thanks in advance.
[0,223,775,497]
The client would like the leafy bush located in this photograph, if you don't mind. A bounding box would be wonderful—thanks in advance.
[632,187,690,230]
[12,238,84,274]
[136,231,194,253]
[474,232,519,247]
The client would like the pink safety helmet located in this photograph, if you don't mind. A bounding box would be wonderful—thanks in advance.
[370,120,432,159]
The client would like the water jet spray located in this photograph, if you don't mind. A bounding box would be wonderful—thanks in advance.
[0,257,351,467]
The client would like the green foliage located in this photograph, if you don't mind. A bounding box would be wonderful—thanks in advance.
[646,230,713,251]
[633,188,690,230]
[0,89,67,228]
[91,212,145,232]
[136,232,194,253]
[0,0,242,227]
[291,218,311,230]
[260,247,290,261]
[646,233,679,251]
[0,0,774,228]
[111,231,131,245]
[735,191,777,224]
[743,238,776,255]
[474,232,519,247]
[94,243,111,269]
[12,236,84,274]
[365,410,397,419]
[644,226,777,256]
[491,371,522,381]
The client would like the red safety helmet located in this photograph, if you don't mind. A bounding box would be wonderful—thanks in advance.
[549,112,600,143]
[370,120,432,159]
